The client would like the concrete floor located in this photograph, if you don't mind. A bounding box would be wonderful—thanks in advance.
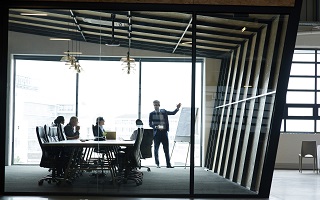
[1,169,319,200]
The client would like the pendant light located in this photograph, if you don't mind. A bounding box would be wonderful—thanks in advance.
[120,11,136,74]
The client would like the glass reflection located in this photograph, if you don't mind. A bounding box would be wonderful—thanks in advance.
[196,13,289,195]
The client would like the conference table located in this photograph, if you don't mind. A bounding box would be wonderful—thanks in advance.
[42,139,135,184]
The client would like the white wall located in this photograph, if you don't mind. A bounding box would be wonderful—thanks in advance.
[275,134,320,169]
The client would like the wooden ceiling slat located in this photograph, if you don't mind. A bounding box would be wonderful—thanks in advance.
[9,0,295,7]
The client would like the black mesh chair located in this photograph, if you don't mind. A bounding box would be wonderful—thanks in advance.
[116,127,144,185]
[88,124,109,178]
[36,126,66,185]
[140,128,153,172]
[57,123,66,141]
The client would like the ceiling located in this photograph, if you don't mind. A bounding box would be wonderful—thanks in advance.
[9,9,287,59]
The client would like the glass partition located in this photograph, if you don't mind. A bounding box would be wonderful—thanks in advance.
[196,13,290,195]
[4,2,301,198]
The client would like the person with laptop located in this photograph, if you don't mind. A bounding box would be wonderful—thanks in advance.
[92,117,117,140]
[92,117,107,140]
[149,100,181,168]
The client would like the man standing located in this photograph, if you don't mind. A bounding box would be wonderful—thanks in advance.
[149,100,181,168]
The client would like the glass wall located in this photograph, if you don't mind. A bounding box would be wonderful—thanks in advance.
[197,12,290,195]
[4,2,301,197]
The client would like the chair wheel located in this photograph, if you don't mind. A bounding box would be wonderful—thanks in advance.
[38,180,43,186]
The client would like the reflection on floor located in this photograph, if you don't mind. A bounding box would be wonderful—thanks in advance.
[5,165,254,195]
[3,166,320,199]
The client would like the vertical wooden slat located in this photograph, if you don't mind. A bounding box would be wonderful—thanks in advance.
[212,51,234,171]
[217,47,240,175]
[245,16,279,189]
[254,15,289,191]
[229,34,257,181]
[223,41,248,178]
[236,26,267,185]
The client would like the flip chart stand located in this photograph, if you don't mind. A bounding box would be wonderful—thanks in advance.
[170,141,190,169]
[170,107,198,169]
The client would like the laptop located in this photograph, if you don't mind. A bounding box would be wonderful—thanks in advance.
[105,131,117,140]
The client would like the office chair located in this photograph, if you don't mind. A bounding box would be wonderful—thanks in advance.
[36,126,65,185]
[44,124,59,142]
[116,127,144,185]
[298,140,318,173]
[140,128,153,172]
[57,123,66,141]
[87,124,110,178]
[43,124,51,142]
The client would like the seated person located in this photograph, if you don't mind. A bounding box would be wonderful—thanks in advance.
[53,116,65,126]
[64,116,80,140]
[92,117,107,141]
[130,119,143,140]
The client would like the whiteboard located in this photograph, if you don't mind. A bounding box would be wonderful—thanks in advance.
[174,107,198,142]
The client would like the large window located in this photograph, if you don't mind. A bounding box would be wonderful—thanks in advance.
[140,61,202,166]
[14,58,76,164]
[77,60,139,140]
[282,49,320,133]
[13,57,202,166]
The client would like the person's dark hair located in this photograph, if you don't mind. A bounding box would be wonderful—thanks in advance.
[135,119,143,125]
[96,117,105,125]
[54,116,64,125]
[153,100,160,105]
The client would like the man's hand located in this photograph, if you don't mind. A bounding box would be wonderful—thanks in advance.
[76,125,80,131]
[177,103,181,109]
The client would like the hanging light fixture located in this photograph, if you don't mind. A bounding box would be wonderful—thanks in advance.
[67,40,83,73]
[120,11,136,74]
[60,20,82,73]
[121,51,136,74]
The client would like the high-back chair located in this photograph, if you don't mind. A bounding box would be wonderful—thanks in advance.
[298,140,318,173]
[57,124,66,141]
[89,124,109,177]
[36,126,64,185]
[132,128,144,168]
[44,124,58,142]
[49,126,59,142]
[117,127,144,185]
[43,124,50,143]
[140,128,153,172]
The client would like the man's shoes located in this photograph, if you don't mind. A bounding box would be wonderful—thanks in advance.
[157,165,161,168]
[166,165,174,168]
